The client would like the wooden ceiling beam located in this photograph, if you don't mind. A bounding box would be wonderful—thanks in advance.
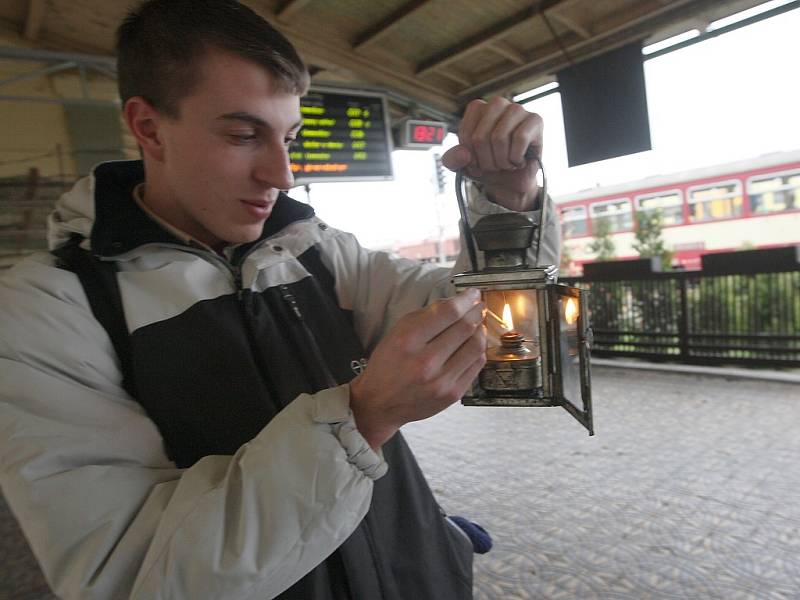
[488,41,526,65]
[458,0,712,101]
[548,10,591,39]
[437,68,472,88]
[241,1,458,115]
[352,0,433,51]
[276,0,313,21]
[415,6,538,77]
[24,0,46,41]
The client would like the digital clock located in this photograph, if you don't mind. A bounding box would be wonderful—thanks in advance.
[397,119,448,149]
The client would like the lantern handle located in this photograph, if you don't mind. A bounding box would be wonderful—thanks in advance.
[454,170,479,272]
[454,147,548,273]
[528,149,548,268]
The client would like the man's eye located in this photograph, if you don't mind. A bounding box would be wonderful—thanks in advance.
[284,137,297,147]
[229,134,257,144]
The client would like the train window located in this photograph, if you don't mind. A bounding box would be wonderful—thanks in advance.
[687,181,743,222]
[560,205,588,238]
[748,170,800,214]
[635,190,684,225]
[589,198,633,233]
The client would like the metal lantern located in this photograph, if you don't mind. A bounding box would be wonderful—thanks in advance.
[452,156,594,435]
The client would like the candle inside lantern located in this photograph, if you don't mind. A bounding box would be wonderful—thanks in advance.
[481,296,541,394]
[502,303,515,333]
[499,302,530,353]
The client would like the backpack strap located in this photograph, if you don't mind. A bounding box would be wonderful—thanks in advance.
[52,236,137,399]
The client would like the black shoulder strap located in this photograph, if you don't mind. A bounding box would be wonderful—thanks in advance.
[53,236,137,399]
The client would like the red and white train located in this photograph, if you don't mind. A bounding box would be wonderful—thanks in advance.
[556,149,800,273]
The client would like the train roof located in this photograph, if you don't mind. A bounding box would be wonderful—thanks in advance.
[554,148,800,205]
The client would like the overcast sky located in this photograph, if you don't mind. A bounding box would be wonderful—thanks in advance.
[296,1,800,249]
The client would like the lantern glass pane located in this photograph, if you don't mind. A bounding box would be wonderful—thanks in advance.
[558,295,582,408]
[482,289,541,352]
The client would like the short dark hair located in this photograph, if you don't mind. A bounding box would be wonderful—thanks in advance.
[116,0,309,117]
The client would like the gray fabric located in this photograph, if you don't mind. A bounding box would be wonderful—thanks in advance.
[0,162,559,599]
[0,491,56,600]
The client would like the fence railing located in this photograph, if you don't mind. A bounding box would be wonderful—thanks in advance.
[0,170,78,268]
[561,252,800,368]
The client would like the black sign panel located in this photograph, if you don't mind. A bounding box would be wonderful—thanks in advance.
[290,87,394,183]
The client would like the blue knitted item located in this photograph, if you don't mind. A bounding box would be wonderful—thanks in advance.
[448,516,493,554]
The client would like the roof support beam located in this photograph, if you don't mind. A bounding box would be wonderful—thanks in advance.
[458,0,717,100]
[0,45,116,69]
[239,2,458,115]
[416,6,537,76]
[548,10,591,39]
[488,41,526,65]
[0,46,119,105]
[352,0,433,51]
[0,95,118,106]
[0,61,75,89]
[438,68,472,88]
[24,0,46,41]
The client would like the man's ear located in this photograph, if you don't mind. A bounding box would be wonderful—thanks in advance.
[123,97,166,162]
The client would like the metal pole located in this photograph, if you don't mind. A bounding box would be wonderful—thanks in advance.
[678,275,690,361]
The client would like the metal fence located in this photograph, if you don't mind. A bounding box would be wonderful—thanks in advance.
[0,172,76,269]
[561,265,800,368]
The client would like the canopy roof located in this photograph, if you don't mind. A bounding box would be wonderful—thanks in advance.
[0,0,776,122]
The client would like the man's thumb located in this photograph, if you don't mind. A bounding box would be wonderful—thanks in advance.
[441,145,471,172]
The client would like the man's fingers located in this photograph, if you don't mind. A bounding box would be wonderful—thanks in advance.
[490,105,529,170]
[469,97,509,172]
[441,145,471,172]
[439,321,486,382]
[450,353,487,401]
[419,327,485,412]
[509,112,544,167]
[420,301,485,374]
[457,99,487,149]
[455,98,544,179]
[458,99,487,176]
[401,289,482,347]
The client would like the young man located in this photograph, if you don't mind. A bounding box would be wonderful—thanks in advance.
[0,1,558,598]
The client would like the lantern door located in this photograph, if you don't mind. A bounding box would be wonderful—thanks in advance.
[548,285,594,435]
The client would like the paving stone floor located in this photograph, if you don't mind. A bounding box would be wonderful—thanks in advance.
[2,367,799,599]
[403,367,800,600]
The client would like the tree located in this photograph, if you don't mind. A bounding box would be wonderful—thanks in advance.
[560,242,574,274]
[588,217,616,261]
[633,209,673,269]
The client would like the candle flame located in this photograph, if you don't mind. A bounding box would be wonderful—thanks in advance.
[502,303,514,331]
[564,297,579,325]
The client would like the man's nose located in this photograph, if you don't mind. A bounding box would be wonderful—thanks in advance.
[252,143,294,190]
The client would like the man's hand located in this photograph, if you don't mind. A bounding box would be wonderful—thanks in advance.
[442,97,544,212]
[349,290,486,449]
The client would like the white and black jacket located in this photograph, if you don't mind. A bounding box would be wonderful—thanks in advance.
[0,160,560,599]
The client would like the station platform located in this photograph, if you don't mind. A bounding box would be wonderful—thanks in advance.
[591,357,800,385]
[404,366,800,599]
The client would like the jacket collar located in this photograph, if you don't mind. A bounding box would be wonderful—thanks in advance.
[89,160,315,258]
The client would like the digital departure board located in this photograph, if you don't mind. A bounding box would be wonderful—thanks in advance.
[290,87,394,183]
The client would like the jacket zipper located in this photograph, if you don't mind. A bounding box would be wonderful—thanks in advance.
[279,284,339,389]
[109,242,244,292]
[225,246,338,392]
[233,265,244,299]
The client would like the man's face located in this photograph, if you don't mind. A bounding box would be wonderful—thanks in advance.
[155,48,302,250]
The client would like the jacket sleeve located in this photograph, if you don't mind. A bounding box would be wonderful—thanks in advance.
[0,255,386,600]
[318,185,561,352]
